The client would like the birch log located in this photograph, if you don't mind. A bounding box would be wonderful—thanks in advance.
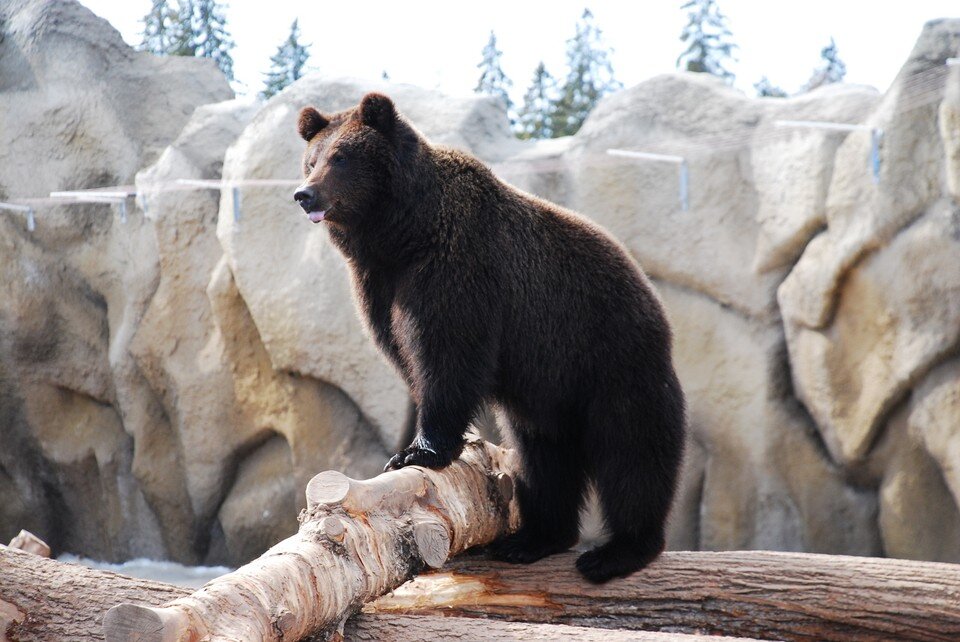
[101,436,520,642]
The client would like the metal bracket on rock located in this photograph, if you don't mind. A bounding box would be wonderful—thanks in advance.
[607,149,690,212]
[50,189,136,223]
[0,202,36,232]
[773,120,884,184]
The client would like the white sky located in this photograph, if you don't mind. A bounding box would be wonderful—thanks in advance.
[79,1,959,100]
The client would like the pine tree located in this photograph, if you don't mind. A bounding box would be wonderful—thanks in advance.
[168,0,196,57]
[802,38,847,92]
[552,9,622,137]
[193,0,235,81]
[515,62,557,140]
[676,0,737,84]
[138,0,178,54]
[754,76,787,98]
[261,19,310,99]
[475,31,514,118]
[136,0,235,83]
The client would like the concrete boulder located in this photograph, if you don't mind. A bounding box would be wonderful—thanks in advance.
[2,1,959,571]
[565,73,877,320]
[0,0,231,560]
[783,201,960,466]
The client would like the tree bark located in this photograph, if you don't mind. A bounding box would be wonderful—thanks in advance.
[100,437,520,642]
[0,546,190,642]
[5,435,960,642]
[6,529,960,642]
[368,550,960,641]
[0,546,751,642]
[343,614,755,641]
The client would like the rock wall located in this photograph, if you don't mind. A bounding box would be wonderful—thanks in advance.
[1,0,958,566]
[0,0,232,562]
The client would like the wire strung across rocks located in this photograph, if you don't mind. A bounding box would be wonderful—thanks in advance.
[0,179,301,233]
[1,58,956,233]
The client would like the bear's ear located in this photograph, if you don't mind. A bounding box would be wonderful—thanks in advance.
[358,92,396,135]
[297,107,329,141]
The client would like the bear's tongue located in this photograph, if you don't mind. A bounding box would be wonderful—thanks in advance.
[308,210,326,223]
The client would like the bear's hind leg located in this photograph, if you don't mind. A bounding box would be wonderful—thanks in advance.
[577,390,684,583]
[489,423,586,564]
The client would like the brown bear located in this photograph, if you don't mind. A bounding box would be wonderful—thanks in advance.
[293,93,685,583]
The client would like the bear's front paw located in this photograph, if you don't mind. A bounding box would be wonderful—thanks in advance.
[383,444,457,471]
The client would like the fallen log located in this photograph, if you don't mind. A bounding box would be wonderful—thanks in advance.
[5,434,960,642]
[0,546,751,642]
[368,550,960,641]
[344,614,754,641]
[0,546,189,642]
[101,436,520,642]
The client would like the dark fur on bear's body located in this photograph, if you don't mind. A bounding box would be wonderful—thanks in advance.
[294,93,685,583]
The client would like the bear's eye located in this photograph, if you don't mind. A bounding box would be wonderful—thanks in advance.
[330,153,347,167]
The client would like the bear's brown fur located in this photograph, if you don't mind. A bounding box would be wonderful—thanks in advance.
[294,93,685,583]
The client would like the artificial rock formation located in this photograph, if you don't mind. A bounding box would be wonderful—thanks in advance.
[1,0,959,570]
[0,0,232,561]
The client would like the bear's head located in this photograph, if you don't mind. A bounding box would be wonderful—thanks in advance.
[293,92,419,231]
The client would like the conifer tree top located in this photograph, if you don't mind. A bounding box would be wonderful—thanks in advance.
[261,18,311,99]
[676,0,737,84]
[475,30,514,116]
[552,8,621,137]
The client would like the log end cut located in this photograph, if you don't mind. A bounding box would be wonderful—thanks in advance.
[102,603,192,642]
[306,470,352,509]
[413,520,451,569]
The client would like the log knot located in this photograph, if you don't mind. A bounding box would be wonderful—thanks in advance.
[271,606,296,637]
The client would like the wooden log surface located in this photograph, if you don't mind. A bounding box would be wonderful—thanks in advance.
[4,434,960,642]
[368,549,960,641]
[0,546,751,642]
[344,614,754,641]
[100,437,521,642]
[6,538,960,641]
[0,546,189,642]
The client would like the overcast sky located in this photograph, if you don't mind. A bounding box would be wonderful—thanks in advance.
[80,1,958,101]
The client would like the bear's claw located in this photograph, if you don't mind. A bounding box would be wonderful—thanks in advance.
[383,445,455,471]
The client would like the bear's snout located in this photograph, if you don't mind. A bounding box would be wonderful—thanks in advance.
[294,185,320,213]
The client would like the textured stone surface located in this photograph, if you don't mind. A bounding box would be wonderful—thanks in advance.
[0,0,230,561]
[875,406,960,563]
[660,282,879,555]
[778,20,958,331]
[0,0,231,202]
[2,3,958,569]
[941,63,960,199]
[909,359,960,509]
[784,201,960,465]
[564,74,877,320]
[214,433,298,565]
